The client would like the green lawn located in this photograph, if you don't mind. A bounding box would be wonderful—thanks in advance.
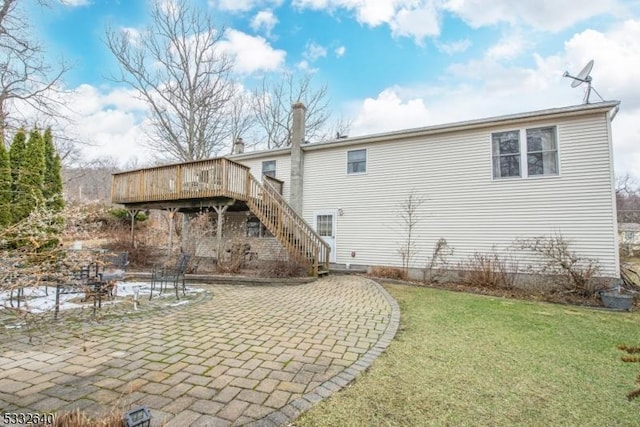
[296,284,640,426]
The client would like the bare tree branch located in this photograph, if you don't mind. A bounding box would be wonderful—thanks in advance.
[252,72,333,149]
[0,0,71,140]
[105,0,235,162]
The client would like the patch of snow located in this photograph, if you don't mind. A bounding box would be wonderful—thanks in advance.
[0,281,202,317]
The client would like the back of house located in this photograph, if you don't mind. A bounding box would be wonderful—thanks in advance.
[230,101,620,283]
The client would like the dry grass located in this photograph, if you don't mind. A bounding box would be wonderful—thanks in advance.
[371,266,405,280]
[296,283,640,426]
[50,409,124,427]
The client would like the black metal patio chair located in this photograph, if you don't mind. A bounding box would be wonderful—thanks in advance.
[150,253,191,300]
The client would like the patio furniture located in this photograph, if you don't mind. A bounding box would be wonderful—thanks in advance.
[54,262,101,319]
[98,251,129,298]
[150,253,191,300]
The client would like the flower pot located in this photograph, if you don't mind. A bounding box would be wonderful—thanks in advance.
[600,291,634,311]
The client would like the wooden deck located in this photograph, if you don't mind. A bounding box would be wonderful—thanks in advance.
[111,157,330,276]
[112,158,250,206]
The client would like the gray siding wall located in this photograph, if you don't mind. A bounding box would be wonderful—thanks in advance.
[301,112,619,277]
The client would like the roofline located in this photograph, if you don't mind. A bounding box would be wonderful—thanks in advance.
[227,146,291,161]
[303,101,620,151]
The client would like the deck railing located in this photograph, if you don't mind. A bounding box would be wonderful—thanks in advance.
[247,174,330,275]
[111,158,250,204]
[111,156,330,276]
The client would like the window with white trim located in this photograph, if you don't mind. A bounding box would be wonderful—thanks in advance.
[262,160,276,178]
[527,127,558,176]
[492,126,558,179]
[347,149,366,174]
[492,131,521,178]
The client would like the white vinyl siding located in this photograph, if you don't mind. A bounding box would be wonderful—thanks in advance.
[236,154,292,201]
[302,112,617,277]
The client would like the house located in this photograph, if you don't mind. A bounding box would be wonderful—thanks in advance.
[618,223,640,256]
[112,101,621,281]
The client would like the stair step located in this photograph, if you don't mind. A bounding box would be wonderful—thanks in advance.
[318,269,329,277]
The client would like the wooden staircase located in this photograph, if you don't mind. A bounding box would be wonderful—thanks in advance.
[246,174,330,276]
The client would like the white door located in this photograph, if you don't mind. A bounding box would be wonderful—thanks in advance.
[314,211,336,263]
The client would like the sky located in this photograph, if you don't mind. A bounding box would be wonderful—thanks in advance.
[20,0,640,178]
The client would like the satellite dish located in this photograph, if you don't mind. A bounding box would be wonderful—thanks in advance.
[566,59,594,88]
[563,59,603,104]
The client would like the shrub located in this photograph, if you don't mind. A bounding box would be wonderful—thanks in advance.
[260,258,308,278]
[371,266,406,280]
[516,233,601,296]
[102,229,159,269]
[423,238,453,284]
[462,249,518,289]
[217,241,249,274]
[109,208,148,223]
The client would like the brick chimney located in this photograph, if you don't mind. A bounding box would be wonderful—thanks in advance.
[233,137,245,154]
[290,102,306,214]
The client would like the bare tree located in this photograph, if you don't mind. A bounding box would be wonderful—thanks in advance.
[62,157,121,202]
[616,174,640,224]
[397,190,424,279]
[105,0,235,161]
[0,0,70,139]
[252,72,332,149]
[227,89,256,153]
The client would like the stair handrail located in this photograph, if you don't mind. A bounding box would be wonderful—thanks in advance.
[246,174,330,274]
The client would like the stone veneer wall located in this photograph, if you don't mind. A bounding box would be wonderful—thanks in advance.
[194,211,289,262]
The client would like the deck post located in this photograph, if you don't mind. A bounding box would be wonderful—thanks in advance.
[167,208,177,255]
[212,202,233,263]
[127,209,140,247]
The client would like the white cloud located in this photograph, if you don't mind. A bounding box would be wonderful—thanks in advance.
[389,3,440,44]
[303,42,327,61]
[436,39,471,55]
[346,19,640,180]
[214,0,283,13]
[56,85,152,166]
[350,89,433,135]
[219,29,286,73]
[486,33,528,60]
[293,0,627,45]
[442,0,623,32]
[296,60,318,73]
[335,45,346,57]
[59,0,91,6]
[293,0,441,44]
[251,10,278,36]
[119,27,142,46]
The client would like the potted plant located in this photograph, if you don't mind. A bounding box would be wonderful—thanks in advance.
[599,282,635,311]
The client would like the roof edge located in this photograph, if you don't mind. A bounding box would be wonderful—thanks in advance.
[303,101,620,151]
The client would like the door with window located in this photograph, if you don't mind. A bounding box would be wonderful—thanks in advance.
[314,211,336,263]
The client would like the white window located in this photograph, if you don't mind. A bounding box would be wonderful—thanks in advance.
[492,127,558,179]
[492,131,521,178]
[527,127,558,176]
[262,160,276,178]
[347,149,366,174]
[316,214,333,237]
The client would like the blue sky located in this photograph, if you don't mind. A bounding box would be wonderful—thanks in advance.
[21,0,640,177]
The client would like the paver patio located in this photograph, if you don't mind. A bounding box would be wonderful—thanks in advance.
[0,275,399,426]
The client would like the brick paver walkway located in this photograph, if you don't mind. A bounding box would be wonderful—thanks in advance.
[0,276,399,426]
